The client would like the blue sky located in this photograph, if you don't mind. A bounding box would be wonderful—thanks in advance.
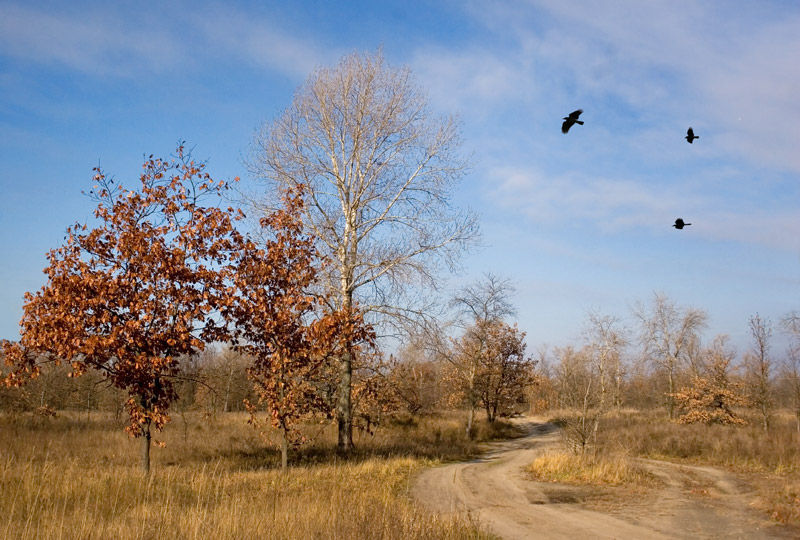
[1,0,799,356]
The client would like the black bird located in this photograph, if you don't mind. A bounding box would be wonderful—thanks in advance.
[673,218,691,229]
[562,109,584,134]
[685,127,699,143]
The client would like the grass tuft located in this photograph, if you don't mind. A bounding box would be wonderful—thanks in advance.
[528,451,659,487]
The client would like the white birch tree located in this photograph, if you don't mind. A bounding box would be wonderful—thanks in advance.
[247,49,479,451]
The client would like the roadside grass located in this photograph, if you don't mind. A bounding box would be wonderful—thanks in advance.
[537,408,800,526]
[0,410,505,540]
[527,451,659,487]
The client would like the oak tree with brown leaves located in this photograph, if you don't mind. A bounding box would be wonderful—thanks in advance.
[1,145,242,473]
[227,186,375,469]
[474,321,534,423]
[443,319,533,436]
[672,335,748,426]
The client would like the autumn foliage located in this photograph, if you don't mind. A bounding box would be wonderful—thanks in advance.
[672,338,749,426]
[226,185,375,468]
[1,145,243,471]
[445,319,534,433]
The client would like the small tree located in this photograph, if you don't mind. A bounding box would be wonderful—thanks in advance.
[388,341,443,415]
[195,346,252,413]
[552,345,601,454]
[633,292,707,419]
[744,313,774,432]
[2,145,241,473]
[583,311,627,412]
[672,335,748,425]
[227,186,374,469]
[475,321,534,422]
[440,274,517,435]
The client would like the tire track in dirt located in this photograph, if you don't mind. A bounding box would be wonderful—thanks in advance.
[412,418,798,540]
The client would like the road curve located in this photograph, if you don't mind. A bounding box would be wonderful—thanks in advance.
[412,418,797,540]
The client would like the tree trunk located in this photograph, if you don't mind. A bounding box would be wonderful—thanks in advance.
[223,365,233,413]
[337,284,355,452]
[337,348,353,452]
[667,367,675,420]
[86,386,92,424]
[466,403,475,439]
[281,427,289,471]
[141,419,152,475]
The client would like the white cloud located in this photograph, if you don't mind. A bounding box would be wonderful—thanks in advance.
[0,2,332,80]
[487,164,800,252]
[188,6,336,79]
[409,46,536,116]
[457,1,800,173]
[487,165,687,229]
[0,4,183,76]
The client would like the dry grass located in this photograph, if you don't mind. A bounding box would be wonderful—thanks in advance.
[528,451,659,487]
[545,408,800,526]
[593,409,800,474]
[0,411,502,540]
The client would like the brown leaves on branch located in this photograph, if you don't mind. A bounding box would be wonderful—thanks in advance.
[2,144,243,448]
[671,336,749,426]
[226,185,375,467]
[1,147,380,471]
[446,319,535,423]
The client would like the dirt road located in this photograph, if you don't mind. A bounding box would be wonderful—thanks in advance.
[412,419,798,540]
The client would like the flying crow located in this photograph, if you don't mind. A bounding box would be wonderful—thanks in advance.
[562,109,584,134]
[673,218,691,229]
[685,127,699,143]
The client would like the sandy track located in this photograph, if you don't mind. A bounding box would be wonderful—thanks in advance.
[412,418,798,540]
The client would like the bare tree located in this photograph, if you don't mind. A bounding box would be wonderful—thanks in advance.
[583,310,628,413]
[196,346,252,413]
[552,345,601,454]
[633,292,708,419]
[389,339,444,415]
[247,50,479,451]
[745,313,774,432]
[450,273,517,326]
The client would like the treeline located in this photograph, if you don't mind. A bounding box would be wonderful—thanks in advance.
[3,290,798,455]
[525,293,800,452]
[0,347,252,418]
[4,290,799,429]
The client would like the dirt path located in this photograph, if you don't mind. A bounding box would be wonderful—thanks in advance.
[412,418,798,540]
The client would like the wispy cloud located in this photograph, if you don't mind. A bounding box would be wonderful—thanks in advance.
[0,2,332,80]
[410,46,534,116]
[187,5,336,79]
[452,1,800,173]
[0,4,183,76]
[487,165,689,229]
[487,164,800,252]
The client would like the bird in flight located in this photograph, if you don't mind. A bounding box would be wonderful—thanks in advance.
[685,127,699,143]
[673,218,691,229]
[562,109,584,134]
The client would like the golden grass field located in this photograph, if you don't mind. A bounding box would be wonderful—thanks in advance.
[0,411,510,540]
